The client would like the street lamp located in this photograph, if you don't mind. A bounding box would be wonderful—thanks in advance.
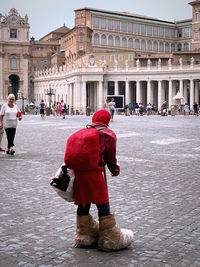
[45,87,55,114]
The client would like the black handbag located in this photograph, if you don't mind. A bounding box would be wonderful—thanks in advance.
[50,164,74,202]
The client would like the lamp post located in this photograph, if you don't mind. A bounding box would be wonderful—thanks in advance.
[45,87,55,114]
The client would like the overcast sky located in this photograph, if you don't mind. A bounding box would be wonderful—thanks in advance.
[1,0,192,40]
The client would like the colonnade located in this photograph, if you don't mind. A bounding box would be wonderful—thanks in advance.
[34,65,200,114]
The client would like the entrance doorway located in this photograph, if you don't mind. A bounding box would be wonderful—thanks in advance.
[8,74,20,99]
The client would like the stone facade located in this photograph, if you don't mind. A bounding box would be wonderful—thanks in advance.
[0,8,30,104]
[34,2,200,113]
[0,8,70,105]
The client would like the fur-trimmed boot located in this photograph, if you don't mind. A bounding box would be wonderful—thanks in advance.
[98,214,133,251]
[74,214,99,247]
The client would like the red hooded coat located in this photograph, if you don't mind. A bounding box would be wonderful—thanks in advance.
[64,110,120,207]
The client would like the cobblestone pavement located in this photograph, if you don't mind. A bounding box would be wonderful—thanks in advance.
[0,114,200,267]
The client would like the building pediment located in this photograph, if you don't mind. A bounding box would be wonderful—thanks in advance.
[0,8,29,26]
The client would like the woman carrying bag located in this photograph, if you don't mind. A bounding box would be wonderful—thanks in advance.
[0,93,22,155]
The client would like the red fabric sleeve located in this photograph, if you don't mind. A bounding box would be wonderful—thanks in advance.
[99,128,120,176]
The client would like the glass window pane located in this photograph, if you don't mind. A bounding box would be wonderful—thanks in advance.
[128,22,133,33]
[147,25,152,36]
[141,24,146,35]
[10,58,17,69]
[108,19,113,30]
[93,17,99,28]
[114,20,120,31]
[121,21,127,32]
[101,18,107,29]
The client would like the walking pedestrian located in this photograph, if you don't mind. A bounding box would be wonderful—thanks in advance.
[61,100,66,119]
[184,103,190,116]
[0,94,22,155]
[104,99,110,112]
[59,102,62,116]
[39,100,45,119]
[134,103,139,116]
[193,102,199,116]
[109,98,116,120]
[64,109,133,251]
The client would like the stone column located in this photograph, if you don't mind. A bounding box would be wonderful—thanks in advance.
[168,80,173,110]
[136,81,141,104]
[179,80,183,96]
[115,81,119,95]
[158,80,162,111]
[98,81,104,110]
[195,80,199,104]
[190,79,194,110]
[81,81,87,114]
[22,55,29,99]
[69,83,73,114]
[184,81,188,104]
[103,81,108,101]
[125,81,130,105]
[147,80,152,104]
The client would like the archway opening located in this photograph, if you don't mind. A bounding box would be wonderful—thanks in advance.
[8,74,20,99]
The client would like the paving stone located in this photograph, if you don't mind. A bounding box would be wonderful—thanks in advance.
[0,114,200,266]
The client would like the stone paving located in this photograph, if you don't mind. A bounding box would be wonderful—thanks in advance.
[0,114,200,267]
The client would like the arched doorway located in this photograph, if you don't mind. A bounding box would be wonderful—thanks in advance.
[8,74,20,99]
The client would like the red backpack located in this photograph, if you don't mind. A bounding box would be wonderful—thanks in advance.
[64,126,104,171]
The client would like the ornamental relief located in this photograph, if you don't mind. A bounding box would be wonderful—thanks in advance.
[0,8,29,26]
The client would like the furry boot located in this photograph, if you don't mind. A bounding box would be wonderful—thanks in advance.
[98,214,133,251]
[74,214,99,247]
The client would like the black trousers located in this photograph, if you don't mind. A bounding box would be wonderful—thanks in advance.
[5,128,16,148]
[77,202,110,218]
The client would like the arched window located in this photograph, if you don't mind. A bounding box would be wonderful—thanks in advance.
[128,38,133,48]
[171,43,175,52]
[153,41,158,51]
[101,34,107,45]
[184,42,189,51]
[147,40,152,51]
[177,43,182,51]
[115,36,120,47]
[94,33,99,45]
[159,42,164,52]
[122,37,127,48]
[10,58,17,69]
[141,40,146,50]
[135,39,140,49]
[108,35,113,46]
[165,42,169,52]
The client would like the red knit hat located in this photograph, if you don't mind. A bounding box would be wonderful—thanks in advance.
[92,109,111,126]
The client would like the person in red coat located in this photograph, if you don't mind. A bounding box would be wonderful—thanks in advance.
[64,109,133,251]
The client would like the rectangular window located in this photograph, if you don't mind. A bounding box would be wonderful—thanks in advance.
[133,23,140,34]
[114,20,120,31]
[141,24,146,35]
[100,55,105,61]
[159,27,164,37]
[128,22,133,33]
[147,25,152,36]
[108,19,113,30]
[110,55,115,62]
[10,29,17,38]
[153,26,158,36]
[93,16,99,28]
[118,55,123,61]
[10,58,17,69]
[128,54,133,61]
[101,18,107,29]
[121,21,127,32]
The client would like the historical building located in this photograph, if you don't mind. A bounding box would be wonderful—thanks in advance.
[1,2,200,113]
[0,8,30,104]
[0,8,70,105]
[34,1,200,114]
